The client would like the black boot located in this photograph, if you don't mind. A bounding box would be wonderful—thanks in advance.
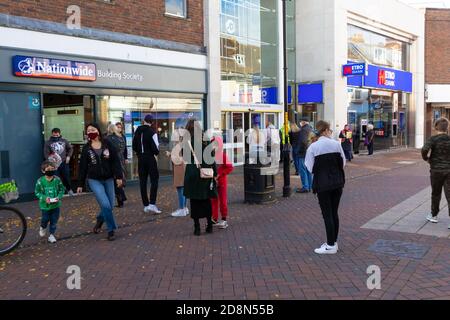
[93,220,104,234]
[206,217,213,234]
[194,220,201,236]
[107,231,115,241]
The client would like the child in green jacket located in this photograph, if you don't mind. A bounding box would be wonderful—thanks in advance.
[35,161,65,243]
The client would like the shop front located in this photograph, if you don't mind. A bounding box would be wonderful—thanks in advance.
[0,47,206,195]
[345,63,413,150]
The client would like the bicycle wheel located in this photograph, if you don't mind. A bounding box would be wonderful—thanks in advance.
[0,206,27,256]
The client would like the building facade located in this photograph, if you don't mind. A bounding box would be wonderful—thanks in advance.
[296,0,425,151]
[425,8,450,139]
[0,0,207,195]
[205,0,296,165]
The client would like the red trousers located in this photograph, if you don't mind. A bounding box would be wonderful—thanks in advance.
[211,185,228,221]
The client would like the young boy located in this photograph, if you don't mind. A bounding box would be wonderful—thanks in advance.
[422,118,450,228]
[35,161,65,243]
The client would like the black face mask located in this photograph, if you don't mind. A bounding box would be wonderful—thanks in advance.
[45,170,56,177]
[50,136,60,142]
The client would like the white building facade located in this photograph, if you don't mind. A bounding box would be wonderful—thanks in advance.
[296,0,425,150]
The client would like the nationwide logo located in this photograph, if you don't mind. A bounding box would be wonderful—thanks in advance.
[13,55,96,81]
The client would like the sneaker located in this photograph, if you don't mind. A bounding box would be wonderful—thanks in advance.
[184,207,190,216]
[171,209,188,217]
[145,205,162,214]
[217,220,229,229]
[296,188,309,194]
[68,190,75,197]
[335,243,339,251]
[211,218,219,225]
[426,213,438,224]
[314,243,338,255]
[39,227,46,238]
[48,234,57,243]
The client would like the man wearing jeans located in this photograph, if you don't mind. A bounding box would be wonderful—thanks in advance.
[422,118,450,228]
[132,115,161,214]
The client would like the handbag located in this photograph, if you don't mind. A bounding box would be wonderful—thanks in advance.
[188,141,214,179]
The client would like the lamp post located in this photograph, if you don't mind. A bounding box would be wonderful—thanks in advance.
[282,0,291,198]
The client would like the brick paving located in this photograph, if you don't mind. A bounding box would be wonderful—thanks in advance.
[1,149,450,300]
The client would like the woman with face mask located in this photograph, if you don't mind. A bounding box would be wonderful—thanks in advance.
[305,121,346,255]
[77,123,123,241]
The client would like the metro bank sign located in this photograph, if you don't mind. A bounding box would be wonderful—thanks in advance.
[346,63,413,93]
[13,55,96,81]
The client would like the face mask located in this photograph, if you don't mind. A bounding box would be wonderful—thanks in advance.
[51,136,60,141]
[45,170,56,177]
[88,132,99,140]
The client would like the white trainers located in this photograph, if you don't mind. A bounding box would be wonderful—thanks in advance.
[426,214,438,224]
[171,209,188,217]
[217,220,229,229]
[145,205,162,214]
[48,234,57,243]
[314,243,338,255]
[184,207,189,216]
[39,227,46,238]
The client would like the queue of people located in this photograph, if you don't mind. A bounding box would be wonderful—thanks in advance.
[35,115,384,255]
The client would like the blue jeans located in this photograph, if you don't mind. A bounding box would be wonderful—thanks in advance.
[299,158,313,191]
[57,162,72,192]
[88,179,117,232]
[41,207,60,235]
[177,187,186,209]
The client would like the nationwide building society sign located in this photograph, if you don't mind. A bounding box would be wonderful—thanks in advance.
[13,55,96,81]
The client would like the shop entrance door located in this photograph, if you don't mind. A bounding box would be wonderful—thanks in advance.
[42,94,95,187]
[231,112,245,165]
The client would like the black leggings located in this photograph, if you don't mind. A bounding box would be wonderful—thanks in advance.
[138,154,159,206]
[317,188,343,246]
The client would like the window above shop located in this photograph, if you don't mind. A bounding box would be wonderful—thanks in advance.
[348,24,410,71]
[165,0,187,18]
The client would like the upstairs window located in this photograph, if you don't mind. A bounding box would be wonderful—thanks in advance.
[165,0,187,18]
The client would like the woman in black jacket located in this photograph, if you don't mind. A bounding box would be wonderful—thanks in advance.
[183,119,218,236]
[77,123,123,241]
[305,121,346,255]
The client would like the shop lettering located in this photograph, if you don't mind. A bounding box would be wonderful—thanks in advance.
[378,70,396,87]
[97,69,144,82]
[13,55,96,81]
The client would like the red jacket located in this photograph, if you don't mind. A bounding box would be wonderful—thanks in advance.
[216,151,233,186]
[213,136,234,187]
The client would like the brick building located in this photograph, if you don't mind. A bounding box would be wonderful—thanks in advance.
[0,0,209,195]
[425,8,450,138]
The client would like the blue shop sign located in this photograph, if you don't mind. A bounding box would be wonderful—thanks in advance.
[343,63,366,76]
[298,83,323,104]
[13,55,96,81]
[346,64,412,93]
[261,86,292,104]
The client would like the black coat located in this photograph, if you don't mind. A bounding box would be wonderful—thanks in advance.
[78,140,123,187]
[183,139,218,201]
[132,125,159,156]
[312,152,346,194]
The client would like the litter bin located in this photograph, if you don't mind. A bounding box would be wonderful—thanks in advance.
[244,152,277,204]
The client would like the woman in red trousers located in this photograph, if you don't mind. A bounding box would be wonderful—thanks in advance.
[211,136,234,229]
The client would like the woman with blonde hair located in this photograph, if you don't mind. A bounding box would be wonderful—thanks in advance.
[106,123,128,207]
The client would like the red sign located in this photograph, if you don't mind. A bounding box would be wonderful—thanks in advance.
[378,70,386,86]
[343,66,353,76]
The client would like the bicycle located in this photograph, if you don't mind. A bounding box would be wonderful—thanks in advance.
[0,181,27,256]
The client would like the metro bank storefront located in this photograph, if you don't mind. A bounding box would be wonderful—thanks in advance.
[344,62,413,151]
[0,48,206,195]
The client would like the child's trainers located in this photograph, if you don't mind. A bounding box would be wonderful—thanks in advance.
[39,227,46,238]
[48,234,57,243]
[217,220,229,229]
